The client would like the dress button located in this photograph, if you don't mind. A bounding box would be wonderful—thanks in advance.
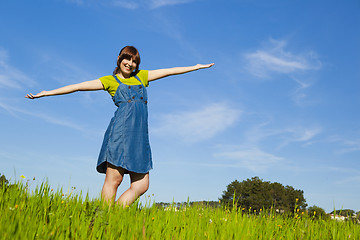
[139,86,142,89]
[128,100,131,103]
[132,96,135,99]
[145,101,148,104]
[128,86,131,89]
[140,97,143,100]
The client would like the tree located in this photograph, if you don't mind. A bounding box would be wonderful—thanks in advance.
[219,176,307,212]
[308,205,329,220]
[283,185,307,212]
[0,173,9,188]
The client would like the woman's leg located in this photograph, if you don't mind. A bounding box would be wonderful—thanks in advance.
[101,163,125,204]
[116,172,149,207]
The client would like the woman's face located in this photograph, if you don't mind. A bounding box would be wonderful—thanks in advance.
[119,57,137,77]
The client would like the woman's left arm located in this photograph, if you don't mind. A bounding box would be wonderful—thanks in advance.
[148,63,214,82]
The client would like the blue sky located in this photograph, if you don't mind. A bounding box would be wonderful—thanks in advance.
[0,0,359,212]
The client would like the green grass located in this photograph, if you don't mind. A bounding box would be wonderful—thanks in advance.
[1,179,359,239]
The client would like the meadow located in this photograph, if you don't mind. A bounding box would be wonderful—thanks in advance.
[1,178,359,239]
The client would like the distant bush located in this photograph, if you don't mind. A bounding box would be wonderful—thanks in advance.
[0,173,9,187]
[307,205,329,220]
[220,176,307,213]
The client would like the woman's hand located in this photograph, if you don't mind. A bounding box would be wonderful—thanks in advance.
[195,63,215,69]
[25,91,47,99]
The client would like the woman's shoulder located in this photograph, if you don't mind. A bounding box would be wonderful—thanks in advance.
[135,70,149,86]
[99,75,116,82]
[99,75,119,96]
[135,70,148,77]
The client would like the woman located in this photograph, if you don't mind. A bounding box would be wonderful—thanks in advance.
[26,46,214,207]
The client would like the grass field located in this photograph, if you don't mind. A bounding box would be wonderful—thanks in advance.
[1,178,359,239]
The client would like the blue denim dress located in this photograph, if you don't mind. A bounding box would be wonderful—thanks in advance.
[96,75,152,174]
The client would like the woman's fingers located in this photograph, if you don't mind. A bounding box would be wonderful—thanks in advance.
[25,93,41,99]
[25,93,34,99]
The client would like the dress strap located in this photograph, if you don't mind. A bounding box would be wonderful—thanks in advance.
[134,75,145,88]
[113,75,122,84]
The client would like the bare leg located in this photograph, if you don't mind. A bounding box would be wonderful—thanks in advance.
[101,163,125,204]
[116,172,149,207]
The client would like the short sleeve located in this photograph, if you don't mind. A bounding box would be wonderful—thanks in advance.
[99,75,119,96]
[137,70,149,87]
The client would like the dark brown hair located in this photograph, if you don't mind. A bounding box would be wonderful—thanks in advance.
[113,46,141,75]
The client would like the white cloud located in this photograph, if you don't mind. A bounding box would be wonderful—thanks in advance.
[152,103,241,142]
[0,48,36,89]
[244,39,321,78]
[214,147,284,172]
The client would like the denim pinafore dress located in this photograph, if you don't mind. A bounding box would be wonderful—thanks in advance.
[97,74,152,174]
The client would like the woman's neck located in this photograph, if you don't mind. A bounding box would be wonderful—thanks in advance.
[117,72,131,79]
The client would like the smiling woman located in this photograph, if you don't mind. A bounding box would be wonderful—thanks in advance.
[25,46,214,208]
[114,46,141,77]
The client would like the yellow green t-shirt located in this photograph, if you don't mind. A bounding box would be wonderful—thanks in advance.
[100,70,149,97]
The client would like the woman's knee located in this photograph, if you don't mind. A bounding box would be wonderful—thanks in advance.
[106,176,123,187]
[104,166,125,187]
[130,173,149,195]
[131,182,149,196]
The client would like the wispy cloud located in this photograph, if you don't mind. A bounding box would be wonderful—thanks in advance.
[290,127,321,142]
[326,166,360,175]
[339,139,360,154]
[291,76,314,105]
[0,48,36,89]
[149,0,195,9]
[147,12,204,61]
[327,135,360,154]
[244,39,322,78]
[111,0,140,9]
[334,175,360,185]
[244,121,322,148]
[65,0,84,6]
[0,99,87,132]
[68,0,196,9]
[208,120,321,171]
[34,49,94,85]
[152,103,241,143]
[214,147,284,172]
[242,39,322,105]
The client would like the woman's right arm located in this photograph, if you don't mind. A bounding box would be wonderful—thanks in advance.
[26,79,104,99]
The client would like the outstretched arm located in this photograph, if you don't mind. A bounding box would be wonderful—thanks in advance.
[25,79,104,99]
[148,63,214,82]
